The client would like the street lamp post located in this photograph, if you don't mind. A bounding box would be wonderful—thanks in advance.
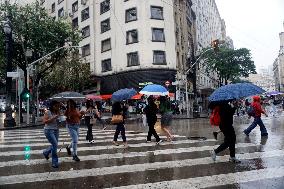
[3,19,16,127]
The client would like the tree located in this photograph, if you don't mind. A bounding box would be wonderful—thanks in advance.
[40,53,93,98]
[203,47,257,86]
[0,1,81,123]
[0,1,80,89]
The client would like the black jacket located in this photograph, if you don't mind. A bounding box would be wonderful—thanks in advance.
[219,102,236,130]
[144,104,158,125]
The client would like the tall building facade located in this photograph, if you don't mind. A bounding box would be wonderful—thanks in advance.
[273,22,284,91]
[40,0,197,94]
[191,0,226,108]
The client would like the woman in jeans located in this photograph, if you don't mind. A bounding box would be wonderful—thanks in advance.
[112,101,127,147]
[42,100,61,168]
[85,100,95,143]
[65,99,82,162]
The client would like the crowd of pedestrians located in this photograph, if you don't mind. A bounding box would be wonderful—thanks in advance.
[41,95,174,168]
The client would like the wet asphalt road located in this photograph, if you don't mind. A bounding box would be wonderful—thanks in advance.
[0,110,284,189]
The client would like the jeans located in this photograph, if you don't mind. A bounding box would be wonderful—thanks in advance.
[43,129,59,166]
[85,116,93,141]
[244,117,268,135]
[113,123,126,142]
[147,121,160,142]
[215,126,236,157]
[67,124,80,156]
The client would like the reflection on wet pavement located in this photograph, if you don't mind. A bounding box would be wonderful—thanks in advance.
[0,112,283,188]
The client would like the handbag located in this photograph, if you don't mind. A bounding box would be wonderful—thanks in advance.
[111,115,123,124]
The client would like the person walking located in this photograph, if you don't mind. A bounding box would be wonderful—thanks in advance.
[159,96,174,141]
[211,100,241,163]
[94,101,107,130]
[243,96,268,137]
[65,99,82,162]
[42,100,61,168]
[144,96,162,144]
[112,101,128,147]
[84,100,96,143]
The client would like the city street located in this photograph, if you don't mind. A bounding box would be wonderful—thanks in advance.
[0,111,284,189]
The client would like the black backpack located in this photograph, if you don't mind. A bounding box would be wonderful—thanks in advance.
[247,105,255,117]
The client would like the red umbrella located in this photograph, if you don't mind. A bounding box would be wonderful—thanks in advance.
[85,94,102,101]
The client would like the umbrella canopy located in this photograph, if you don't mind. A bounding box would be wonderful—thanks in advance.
[209,83,265,102]
[50,91,85,101]
[111,88,136,101]
[139,84,169,96]
[85,94,102,101]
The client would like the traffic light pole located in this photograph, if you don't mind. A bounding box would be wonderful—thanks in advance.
[26,68,30,125]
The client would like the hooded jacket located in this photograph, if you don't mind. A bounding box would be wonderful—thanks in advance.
[251,96,265,117]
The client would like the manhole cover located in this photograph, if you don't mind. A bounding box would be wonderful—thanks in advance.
[187,136,207,141]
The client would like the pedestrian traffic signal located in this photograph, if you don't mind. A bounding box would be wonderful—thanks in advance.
[21,88,31,101]
[211,39,219,52]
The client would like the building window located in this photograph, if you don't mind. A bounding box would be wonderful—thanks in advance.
[58,8,64,18]
[82,44,90,57]
[51,3,55,13]
[152,28,165,42]
[153,51,166,65]
[125,8,137,22]
[72,1,78,13]
[102,59,112,72]
[72,18,78,29]
[81,25,90,38]
[81,7,89,22]
[101,18,110,33]
[101,38,111,52]
[151,6,163,20]
[40,0,45,5]
[58,0,64,4]
[126,29,138,44]
[127,52,139,67]
[100,0,110,14]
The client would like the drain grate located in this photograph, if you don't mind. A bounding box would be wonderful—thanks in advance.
[187,136,207,141]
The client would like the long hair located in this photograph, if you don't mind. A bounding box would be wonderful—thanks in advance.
[67,99,76,111]
[49,100,59,114]
[86,99,94,109]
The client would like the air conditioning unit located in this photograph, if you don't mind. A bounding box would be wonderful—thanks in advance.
[81,0,87,5]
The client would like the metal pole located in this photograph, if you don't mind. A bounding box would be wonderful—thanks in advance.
[185,79,189,117]
[26,68,29,125]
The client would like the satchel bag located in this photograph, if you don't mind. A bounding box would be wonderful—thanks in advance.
[111,115,123,124]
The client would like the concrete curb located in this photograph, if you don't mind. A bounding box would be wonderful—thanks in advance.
[0,123,44,130]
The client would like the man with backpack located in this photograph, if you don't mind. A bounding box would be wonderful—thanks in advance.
[210,100,241,163]
[243,96,268,137]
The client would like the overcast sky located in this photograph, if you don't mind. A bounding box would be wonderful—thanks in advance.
[215,0,284,72]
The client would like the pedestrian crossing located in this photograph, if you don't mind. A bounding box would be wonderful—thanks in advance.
[0,127,283,189]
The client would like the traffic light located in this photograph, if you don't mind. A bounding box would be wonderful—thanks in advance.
[211,39,219,52]
[21,87,31,101]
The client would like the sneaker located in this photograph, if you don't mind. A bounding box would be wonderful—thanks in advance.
[146,140,152,143]
[43,152,49,160]
[52,164,59,168]
[243,130,249,137]
[156,140,163,145]
[90,140,95,144]
[66,146,71,156]
[72,155,80,162]
[102,126,107,130]
[123,142,128,148]
[261,133,268,137]
[213,132,218,140]
[112,141,119,146]
[210,150,216,162]
[229,157,241,163]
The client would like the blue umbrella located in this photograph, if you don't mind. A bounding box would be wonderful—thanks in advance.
[139,84,169,96]
[111,88,136,101]
[209,83,265,102]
